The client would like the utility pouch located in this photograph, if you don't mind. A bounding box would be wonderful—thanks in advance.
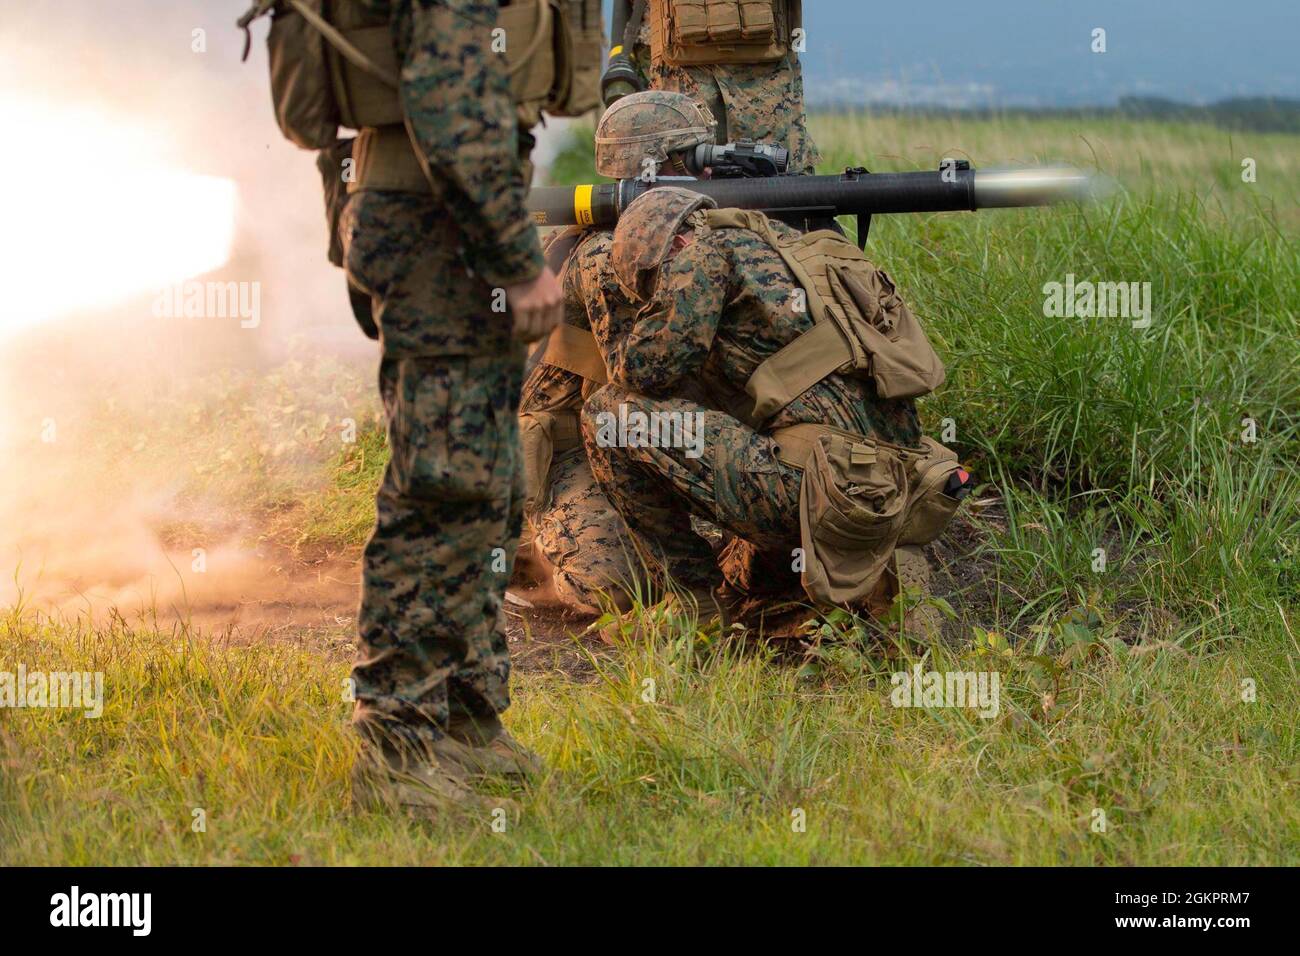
[656,0,787,65]
[547,0,604,116]
[897,436,964,546]
[498,0,557,109]
[774,425,967,605]
[500,0,603,117]
[797,432,908,606]
[830,264,946,400]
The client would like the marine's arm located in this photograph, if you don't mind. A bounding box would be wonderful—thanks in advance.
[520,241,594,414]
[399,0,560,332]
[606,236,729,396]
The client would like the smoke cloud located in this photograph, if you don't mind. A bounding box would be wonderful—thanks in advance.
[0,1,570,630]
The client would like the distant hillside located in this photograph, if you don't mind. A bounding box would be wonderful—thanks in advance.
[813,97,1300,135]
[1115,96,1300,134]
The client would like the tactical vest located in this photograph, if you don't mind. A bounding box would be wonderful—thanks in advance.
[242,0,604,190]
[649,0,799,67]
[693,209,964,607]
[695,208,946,429]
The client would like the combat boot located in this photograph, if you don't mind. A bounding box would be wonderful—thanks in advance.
[893,544,944,643]
[351,738,492,818]
[438,714,545,782]
[683,585,732,628]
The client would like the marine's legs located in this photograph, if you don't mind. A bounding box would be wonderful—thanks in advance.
[353,352,522,747]
[531,447,642,612]
[581,384,802,594]
[343,192,525,756]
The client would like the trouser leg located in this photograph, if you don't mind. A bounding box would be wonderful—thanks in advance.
[352,354,523,748]
[582,385,803,595]
[531,448,641,612]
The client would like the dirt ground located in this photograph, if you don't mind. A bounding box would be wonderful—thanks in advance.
[14,505,996,685]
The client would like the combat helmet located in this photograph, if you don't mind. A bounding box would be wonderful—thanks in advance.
[612,186,718,302]
[595,90,716,179]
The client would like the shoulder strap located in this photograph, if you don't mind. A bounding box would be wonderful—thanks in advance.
[623,0,649,54]
[702,210,864,427]
[744,320,852,426]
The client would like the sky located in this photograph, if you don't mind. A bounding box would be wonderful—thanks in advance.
[609,0,1300,107]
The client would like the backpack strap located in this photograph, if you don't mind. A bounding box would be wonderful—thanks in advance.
[623,0,649,53]
[701,209,860,427]
[744,320,853,426]
[238,0,278,61]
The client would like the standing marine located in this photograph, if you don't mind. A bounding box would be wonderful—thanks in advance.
[240,0,605,814]
[606,0,819,173]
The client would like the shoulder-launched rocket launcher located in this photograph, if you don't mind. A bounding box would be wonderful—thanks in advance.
[527,161,1106,242]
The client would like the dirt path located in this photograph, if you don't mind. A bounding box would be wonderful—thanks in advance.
[11,506,996,679]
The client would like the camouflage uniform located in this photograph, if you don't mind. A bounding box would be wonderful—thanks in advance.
[632,2,820,173]
[341,0,541,750]
[519,231,638,612]
[583,204,920,597]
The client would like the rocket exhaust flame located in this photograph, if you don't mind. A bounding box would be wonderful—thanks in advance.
[0,96,237,336]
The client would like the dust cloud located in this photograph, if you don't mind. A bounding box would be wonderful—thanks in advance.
[0,1,571,630]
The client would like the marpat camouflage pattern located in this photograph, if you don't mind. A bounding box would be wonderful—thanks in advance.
[584,201,921,598]
[343,0,540,748]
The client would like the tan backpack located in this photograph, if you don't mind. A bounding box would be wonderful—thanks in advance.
[239,0,604,152]
[697,209,964,608]
[698,208,947,428]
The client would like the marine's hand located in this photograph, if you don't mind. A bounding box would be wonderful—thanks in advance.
[506,268,564,341]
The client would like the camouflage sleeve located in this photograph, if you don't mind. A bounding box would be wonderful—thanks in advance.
[566,234,604,335]
[400,0,543,287]
[606,236,729,396]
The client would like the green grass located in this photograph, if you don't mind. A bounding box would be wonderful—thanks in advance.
[3,111,1298,864]
[263,422,388,559]
[3,601,1295,865]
